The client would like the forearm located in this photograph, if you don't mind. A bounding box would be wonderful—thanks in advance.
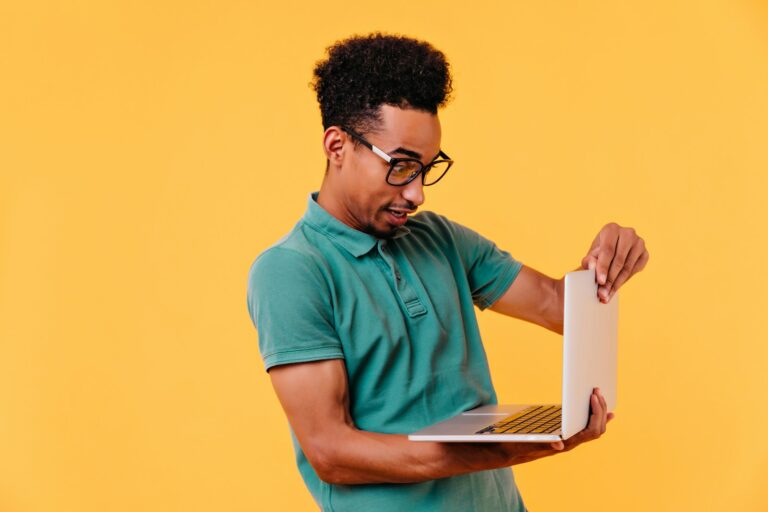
[271,360,560,486]
[306,387,618,486]
[490,266,565,334]
[544,275,565,334]
[310,426,513,485]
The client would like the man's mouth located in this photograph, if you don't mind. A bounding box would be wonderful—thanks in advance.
[384,206,417,225]
[386,207,416,218]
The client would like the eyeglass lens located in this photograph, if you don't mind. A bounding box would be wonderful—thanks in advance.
[388,160,451,186]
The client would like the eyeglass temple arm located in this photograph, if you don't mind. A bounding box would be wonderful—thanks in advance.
[344,126,451,164]
[342,127,393,163]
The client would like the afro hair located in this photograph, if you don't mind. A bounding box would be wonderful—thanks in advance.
[311,32,453,135]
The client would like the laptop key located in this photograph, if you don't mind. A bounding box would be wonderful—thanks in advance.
[477,405,562,435]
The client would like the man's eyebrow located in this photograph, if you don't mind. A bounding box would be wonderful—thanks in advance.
[389,147,422,159]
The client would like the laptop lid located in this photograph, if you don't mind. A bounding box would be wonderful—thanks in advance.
[561,268,619,439]
[407,268,619,443]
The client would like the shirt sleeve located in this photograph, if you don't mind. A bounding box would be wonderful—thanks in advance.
[246,246,344,371]
[443,216,523,310]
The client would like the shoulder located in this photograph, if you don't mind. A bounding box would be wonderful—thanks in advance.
[247,222,330,295]
[406,210,483,248]
[408,209,452,228]
[406,210,459,240]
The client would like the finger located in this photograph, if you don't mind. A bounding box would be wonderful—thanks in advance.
[587,393,603,440]
[594,388,607,435]
[585,235,600,256]
[550,440,564,451]
[591,392,604,435]
[609,246,649,301]
[634,248,650,273]
[605,228,637,293]
[595,224,619,285]
[608,238,648,301]
[598,391,608,434]
[564,411,614,453]
[608,238,645,296]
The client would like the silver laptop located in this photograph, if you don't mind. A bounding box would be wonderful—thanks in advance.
[408,268,618,443]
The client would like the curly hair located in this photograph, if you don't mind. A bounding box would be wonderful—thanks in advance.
[311,32,453,135]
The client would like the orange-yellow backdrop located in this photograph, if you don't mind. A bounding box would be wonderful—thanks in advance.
[1,1,767,511]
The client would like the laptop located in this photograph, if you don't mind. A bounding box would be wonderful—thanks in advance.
[408,268,618,442]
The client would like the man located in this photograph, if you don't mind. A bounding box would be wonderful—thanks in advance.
[247,33,648,511]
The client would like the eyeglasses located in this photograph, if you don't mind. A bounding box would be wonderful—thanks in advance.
[341,126,454,186]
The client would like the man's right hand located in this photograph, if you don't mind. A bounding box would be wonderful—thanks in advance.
[501,388,614,466]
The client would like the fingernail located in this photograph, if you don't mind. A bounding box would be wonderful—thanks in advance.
[588,260,595,270]
[598,273,606,284]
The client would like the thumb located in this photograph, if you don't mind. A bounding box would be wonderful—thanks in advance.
[581,247,600,269]
[581,255,597,270]
[550,441,564,451]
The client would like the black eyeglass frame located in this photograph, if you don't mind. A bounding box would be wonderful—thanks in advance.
[341,126,454,186]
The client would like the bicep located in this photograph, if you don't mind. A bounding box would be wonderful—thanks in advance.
[268,359,354,468]
[489,265,564,334]
[248,248,344,369]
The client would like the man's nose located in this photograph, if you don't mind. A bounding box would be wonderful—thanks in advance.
[400,176,425,207]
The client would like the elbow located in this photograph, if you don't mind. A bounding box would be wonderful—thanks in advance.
[317,468,347,485]
[311,452,342,484]
[303,440,349,485]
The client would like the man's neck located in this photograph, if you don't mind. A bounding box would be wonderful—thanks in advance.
[316,180,354,230]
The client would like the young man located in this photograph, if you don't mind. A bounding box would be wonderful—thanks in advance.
[247,33,648,511]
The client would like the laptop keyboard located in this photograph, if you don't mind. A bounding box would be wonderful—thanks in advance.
[475,405,562,435]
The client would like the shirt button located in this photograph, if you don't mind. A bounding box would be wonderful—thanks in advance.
[395,270,401,281]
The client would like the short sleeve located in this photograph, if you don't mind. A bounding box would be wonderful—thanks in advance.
[444,218,523,310]
[246,247,344,371]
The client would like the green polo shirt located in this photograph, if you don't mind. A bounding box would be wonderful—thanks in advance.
[247,192,526,512]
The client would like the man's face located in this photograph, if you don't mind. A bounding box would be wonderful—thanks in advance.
[334,105,442,238]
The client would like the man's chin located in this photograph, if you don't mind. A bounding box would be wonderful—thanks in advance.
[362,222,399,240]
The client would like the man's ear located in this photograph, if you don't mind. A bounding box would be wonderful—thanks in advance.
[322,126,346,171]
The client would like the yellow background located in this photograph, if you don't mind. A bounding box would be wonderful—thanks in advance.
[1,1,766,510]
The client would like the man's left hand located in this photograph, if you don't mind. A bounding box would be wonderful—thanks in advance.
[581,222,649,303]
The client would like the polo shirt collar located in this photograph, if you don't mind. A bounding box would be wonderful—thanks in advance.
[303,192,410,258]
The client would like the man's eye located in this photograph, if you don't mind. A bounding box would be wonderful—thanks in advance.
[393,162,417,174]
